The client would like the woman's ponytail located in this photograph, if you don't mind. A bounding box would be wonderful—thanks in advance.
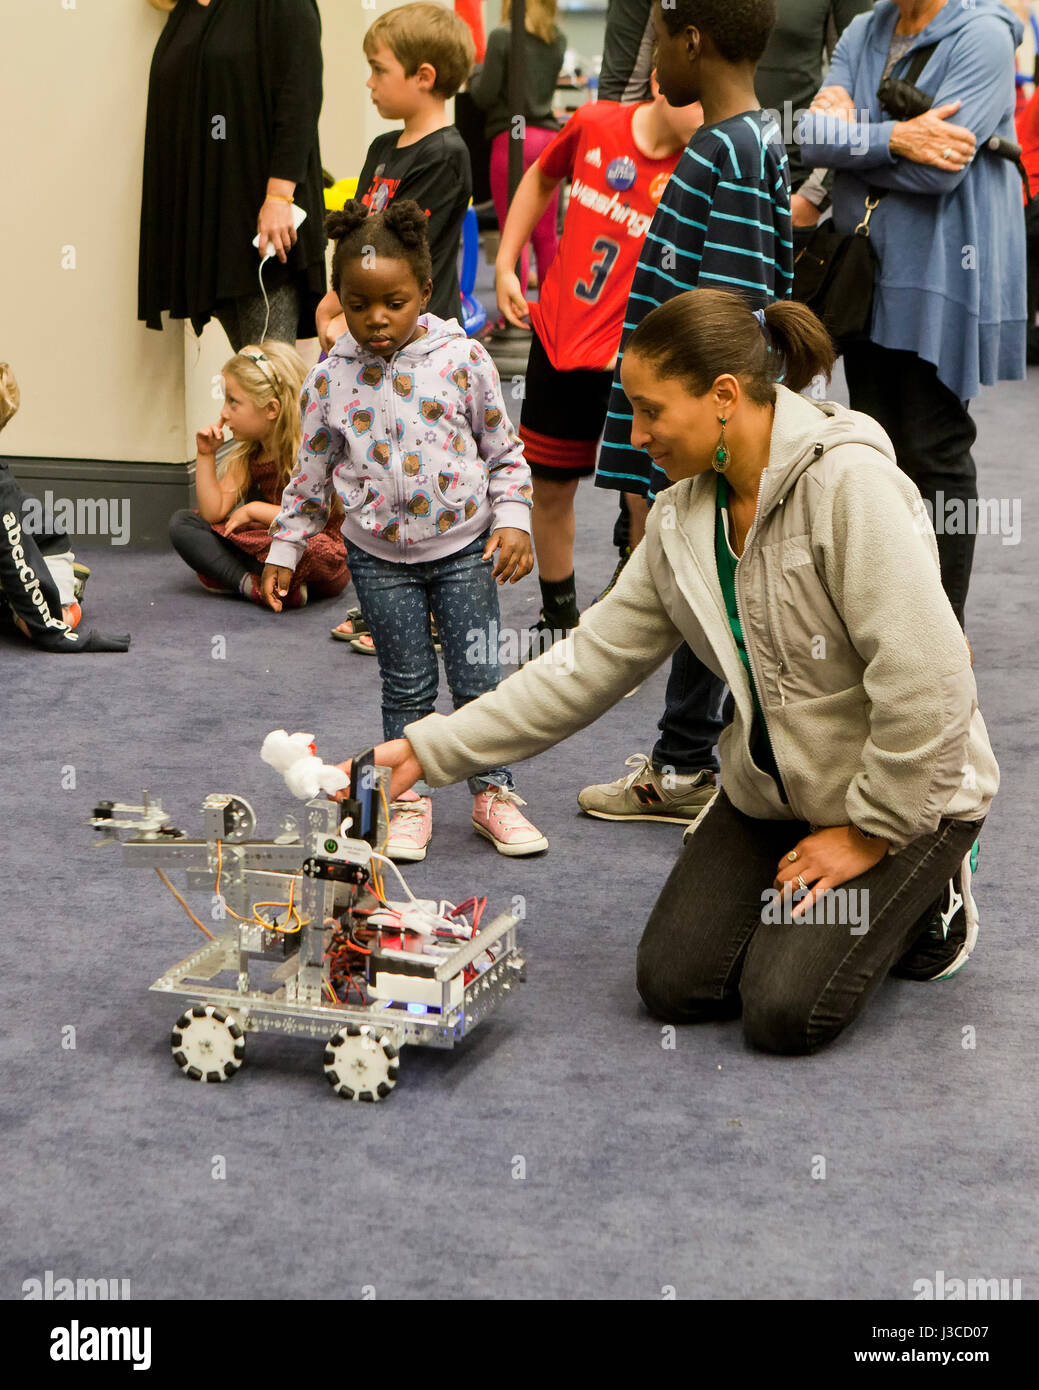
[627,288,836,406]
[761,300,835,395]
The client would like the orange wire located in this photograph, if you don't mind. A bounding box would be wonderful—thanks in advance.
[215,838,303,932]
[155,868,216,940]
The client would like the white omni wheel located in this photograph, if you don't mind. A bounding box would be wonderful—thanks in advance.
[171,1005,245,1082]
[323,1024,399,1102]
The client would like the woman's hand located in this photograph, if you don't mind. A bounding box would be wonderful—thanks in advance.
[256,197,297,263]
[222,502,258,536]
[890,101,976,171]
[259,562,295,611]
[495,264,530,329]
[196,423,225,458]
[774,825,889,920]
[484,527,534,585]
[810,84,855,119]
[790,193,822,228]
[332,739,425,802]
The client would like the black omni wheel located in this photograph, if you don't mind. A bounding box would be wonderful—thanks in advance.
[171,1005,245,1082]
[323,1024,399,1101]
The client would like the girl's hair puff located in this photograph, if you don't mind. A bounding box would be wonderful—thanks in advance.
[325,199,433,302]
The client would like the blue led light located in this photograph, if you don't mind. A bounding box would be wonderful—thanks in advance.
[406,1003,428,1015]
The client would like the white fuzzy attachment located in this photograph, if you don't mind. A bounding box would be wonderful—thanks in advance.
[261,729,350,800]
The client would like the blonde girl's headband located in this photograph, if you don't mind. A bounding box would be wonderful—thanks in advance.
[239,349,282,393]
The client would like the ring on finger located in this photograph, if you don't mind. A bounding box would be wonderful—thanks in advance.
[796,874,808,892]
[787,850,798,862]
[942,146,954,160]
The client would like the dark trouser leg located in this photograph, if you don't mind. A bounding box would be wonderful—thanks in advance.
[739,816,983,1054]
[843,341,977,627]
[168,509,258,591]
[637,790,808,1022]
[613,493,629,555]
[235,281,300,347]
[651,641,726,774]
[213,282,300,350]
[637,788,984,1054]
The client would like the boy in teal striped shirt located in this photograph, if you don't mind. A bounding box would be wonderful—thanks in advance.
[579,0,794,826]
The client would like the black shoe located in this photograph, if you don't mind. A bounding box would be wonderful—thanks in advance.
[891,846,979,981]
[519,615,571,667]
[592,548,630,605]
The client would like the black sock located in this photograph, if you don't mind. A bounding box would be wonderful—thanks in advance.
[538,572,579,629]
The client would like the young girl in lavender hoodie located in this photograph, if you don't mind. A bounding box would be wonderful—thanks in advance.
[262,200,548,862]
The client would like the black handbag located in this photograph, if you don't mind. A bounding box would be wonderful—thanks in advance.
[793,192,883,342]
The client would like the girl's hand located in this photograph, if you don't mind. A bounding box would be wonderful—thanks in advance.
[332,739,425,802]
[484,527,534,585]
[196,423,225,458]
[890,102,976,170]
[495,265,530,329]
[774,825,889,920]
[259,562,295,611]
[257,197,297,264]
[810,84,855,119]
[222,503,256,536]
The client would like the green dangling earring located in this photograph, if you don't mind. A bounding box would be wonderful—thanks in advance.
[713,416,730,473]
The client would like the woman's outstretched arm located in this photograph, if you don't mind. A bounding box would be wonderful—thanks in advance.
[401,520,685,789]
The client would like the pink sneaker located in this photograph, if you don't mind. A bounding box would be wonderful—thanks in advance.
[385,791,433,862]
[472,788,549,857]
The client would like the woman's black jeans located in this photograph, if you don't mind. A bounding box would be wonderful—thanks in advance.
[842,340,978,628]
[636,788,983,1055]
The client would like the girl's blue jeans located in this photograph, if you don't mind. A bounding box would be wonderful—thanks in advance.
[345,533,515,798]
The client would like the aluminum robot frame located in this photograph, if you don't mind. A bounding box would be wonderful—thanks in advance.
[89,783,524,1102]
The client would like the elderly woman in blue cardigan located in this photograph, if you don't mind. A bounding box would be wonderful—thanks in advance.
[799,0,1026,629]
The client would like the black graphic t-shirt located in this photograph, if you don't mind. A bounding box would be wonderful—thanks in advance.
[355,128,473,323]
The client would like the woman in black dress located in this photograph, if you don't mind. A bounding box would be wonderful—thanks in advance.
[139,0,327,348]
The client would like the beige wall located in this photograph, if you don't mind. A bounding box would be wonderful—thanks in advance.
[0,0,416,467]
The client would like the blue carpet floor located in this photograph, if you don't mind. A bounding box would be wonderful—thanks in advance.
[2,359,1036,1302]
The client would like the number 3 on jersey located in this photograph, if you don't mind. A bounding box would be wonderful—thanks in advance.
[574,236,620,303]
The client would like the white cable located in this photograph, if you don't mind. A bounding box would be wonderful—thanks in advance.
[369,851,421,906]
[257,255,271,343]
[367,853,469,936]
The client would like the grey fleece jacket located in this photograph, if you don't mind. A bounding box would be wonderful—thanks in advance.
[405,387,998,850]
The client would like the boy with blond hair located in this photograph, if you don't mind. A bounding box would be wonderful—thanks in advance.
[316,2,475,349]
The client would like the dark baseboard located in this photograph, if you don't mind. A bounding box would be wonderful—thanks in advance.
[3,456,196,550]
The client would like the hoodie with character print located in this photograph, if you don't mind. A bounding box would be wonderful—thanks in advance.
[266,315,532,568]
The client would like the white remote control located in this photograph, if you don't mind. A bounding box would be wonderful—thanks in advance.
[253,203,308,259]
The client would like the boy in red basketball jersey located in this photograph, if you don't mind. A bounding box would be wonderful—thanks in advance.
[496,77,701,647]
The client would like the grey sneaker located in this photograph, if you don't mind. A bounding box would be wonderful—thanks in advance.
[578,754,716,824]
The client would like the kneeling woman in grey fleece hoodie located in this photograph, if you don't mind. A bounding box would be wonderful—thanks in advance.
[335,288,998,1056]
